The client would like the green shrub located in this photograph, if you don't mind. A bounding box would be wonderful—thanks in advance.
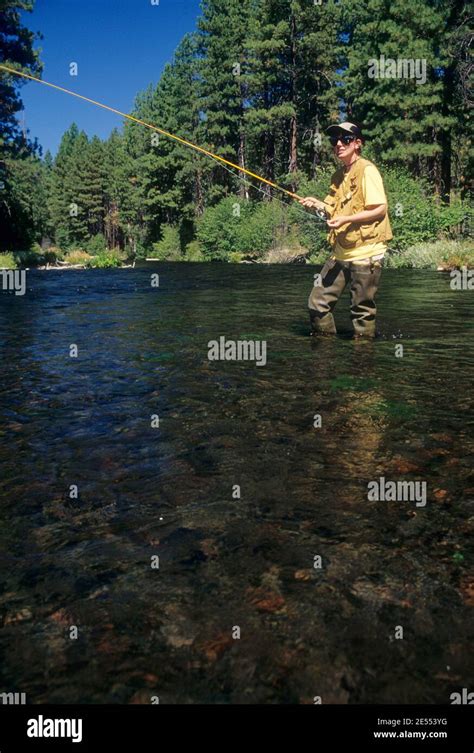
[442,252,474,269]
[87,255,118,269]
[191,164,473,264]
[85,233,108,256]
[66,249,92,265]
[289,170,334,256]
[131,241,148,260]
[30,241,43,255]
[55,227,70,251]
[307,249,331,264]
[384,168,451,250]
[0,252,16,269]
[43,246,65,263]
[239,200,287,258]
[13,242,44,266]
[385,239,474,269]
[86,248,125,268]
[151,225,181,261]
[196,196,302,261]
[437,200,473,238]
[196,197,254,261]
[11,243,65,267]
[184,240,204,261]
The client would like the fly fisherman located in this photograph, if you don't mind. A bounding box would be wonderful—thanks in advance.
[300,122,392,338]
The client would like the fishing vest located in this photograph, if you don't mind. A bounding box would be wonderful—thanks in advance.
[325,157,392,250]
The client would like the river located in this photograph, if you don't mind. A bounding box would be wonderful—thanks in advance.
[0,263,472,703]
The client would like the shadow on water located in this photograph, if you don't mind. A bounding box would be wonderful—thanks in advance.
[0,263,472,703]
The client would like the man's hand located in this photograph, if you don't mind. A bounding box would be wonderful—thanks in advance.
[298,196,326,212]
[326,215,351,229]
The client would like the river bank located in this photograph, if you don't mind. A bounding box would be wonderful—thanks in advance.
[2,239,472,272]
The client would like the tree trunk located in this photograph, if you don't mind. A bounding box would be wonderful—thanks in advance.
[288,11,298,190]
[262,131,275,200]
[195,166,204,216]
[439,0,465,203]
[238,130,249,200]
[262,83,274,200]
[238,68,249,201]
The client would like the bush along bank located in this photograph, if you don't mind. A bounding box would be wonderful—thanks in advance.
[0,239,132,269]
[2,166,471,271]
[182,165,473,268]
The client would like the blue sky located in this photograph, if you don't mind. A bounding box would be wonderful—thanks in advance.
[19,0,202,156]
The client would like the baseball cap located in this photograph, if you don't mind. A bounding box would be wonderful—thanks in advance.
[326,122,364,140]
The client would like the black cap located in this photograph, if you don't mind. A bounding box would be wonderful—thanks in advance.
[326,121,363,140]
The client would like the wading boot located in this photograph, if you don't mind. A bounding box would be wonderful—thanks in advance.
[352,318,376,338]
[309,310,337,336]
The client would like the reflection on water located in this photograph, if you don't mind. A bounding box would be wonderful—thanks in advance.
[0,263,472,703]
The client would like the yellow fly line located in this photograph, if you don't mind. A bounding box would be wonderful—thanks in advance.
[0,63,306,202]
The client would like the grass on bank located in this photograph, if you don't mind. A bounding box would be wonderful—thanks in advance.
[0,244,127,269]
[2,238,473,270]
[383,240,474,269]
[0,253,16,269]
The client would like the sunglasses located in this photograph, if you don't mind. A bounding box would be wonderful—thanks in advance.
[329,134,356,146]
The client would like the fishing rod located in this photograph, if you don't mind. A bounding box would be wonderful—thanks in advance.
[211,152,328,223]
[0,63,329,221]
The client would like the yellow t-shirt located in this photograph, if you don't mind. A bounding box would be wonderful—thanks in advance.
[327,164,388,263]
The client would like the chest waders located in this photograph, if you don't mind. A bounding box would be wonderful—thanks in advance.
[308,256,383,338]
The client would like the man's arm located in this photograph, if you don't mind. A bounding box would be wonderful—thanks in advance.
[327,204,386,229]
[298,196,330,212]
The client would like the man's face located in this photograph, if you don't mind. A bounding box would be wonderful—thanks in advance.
[332,133,361,162]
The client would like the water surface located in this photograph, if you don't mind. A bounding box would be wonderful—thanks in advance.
[0,263,472,703]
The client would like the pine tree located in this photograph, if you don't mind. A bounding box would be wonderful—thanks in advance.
[125,33,205,248]
[49,124,79,248]
[81,136,107,238]
[244,0,340,196]
[435,0,472,200]
[49,125,104,248]
[103,129,126,250]
[0,0,42,154]
[1,151,48,249]
[40,149,54,242]
[0,0,44,249]
[289,0,341,179]
[197,0,254,201]
[339,0,457,195]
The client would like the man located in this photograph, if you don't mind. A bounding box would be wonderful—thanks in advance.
[300,122,392,338]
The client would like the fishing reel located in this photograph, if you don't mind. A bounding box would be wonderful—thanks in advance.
[297,196,329,222]
[313,206,329,222]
